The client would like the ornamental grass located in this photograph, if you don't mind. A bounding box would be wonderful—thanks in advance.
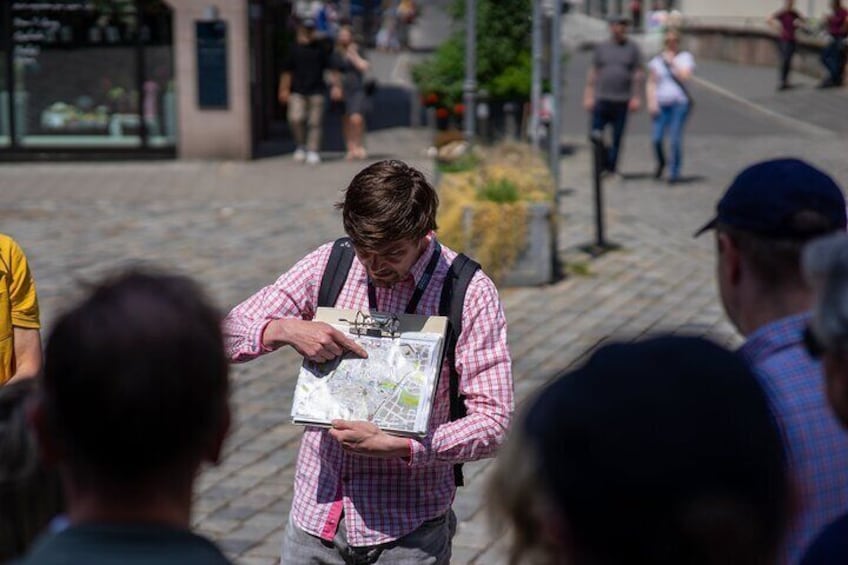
[437,142,554,284]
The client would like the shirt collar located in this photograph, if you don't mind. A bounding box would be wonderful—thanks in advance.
[739,311,810,364]
[407,236,438,286]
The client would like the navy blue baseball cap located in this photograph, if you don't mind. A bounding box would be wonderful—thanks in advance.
[695,158,846,238]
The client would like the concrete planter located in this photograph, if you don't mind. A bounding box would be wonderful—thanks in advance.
[462,202,556,287]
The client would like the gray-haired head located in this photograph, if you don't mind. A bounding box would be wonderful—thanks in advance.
[803,233,848,354]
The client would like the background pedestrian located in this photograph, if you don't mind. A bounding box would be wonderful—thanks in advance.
[647,30,695,184]
[819,0,848,87]
[768,0,805,90]
[335,25,371,160]
[583,15,644,176]
[278,18,342,165]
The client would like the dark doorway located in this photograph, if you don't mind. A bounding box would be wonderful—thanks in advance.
[249,0,295,158]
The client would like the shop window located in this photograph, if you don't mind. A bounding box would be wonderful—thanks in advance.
[5,0,175,151]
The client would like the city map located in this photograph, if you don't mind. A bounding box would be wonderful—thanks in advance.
[290,325,444,437]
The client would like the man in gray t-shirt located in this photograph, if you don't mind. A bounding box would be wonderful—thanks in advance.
[583,16,644,174]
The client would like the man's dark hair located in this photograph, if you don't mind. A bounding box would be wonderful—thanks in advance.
[719,210,838,290]
[0,379,63,561]
[42,269,229,486]
[336,160,438,251]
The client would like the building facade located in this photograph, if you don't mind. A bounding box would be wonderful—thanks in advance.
[1,0,296,160]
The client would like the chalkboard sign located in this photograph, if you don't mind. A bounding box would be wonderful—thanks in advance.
[196,21,228,109]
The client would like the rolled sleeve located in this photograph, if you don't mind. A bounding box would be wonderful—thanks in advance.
[223,244,333,362]
[411,273,514,466]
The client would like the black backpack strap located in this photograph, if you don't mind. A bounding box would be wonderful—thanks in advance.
[318,238,355,308]
[439,253,481,487]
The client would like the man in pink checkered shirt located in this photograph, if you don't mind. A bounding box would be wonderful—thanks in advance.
[223,160,514,564]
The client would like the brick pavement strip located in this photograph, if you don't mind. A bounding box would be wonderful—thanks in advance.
[2,121,847,562]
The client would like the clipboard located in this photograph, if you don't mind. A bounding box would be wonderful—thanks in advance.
[290,307,448,437]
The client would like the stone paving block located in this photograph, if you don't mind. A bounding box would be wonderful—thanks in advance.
[451,545,483,564]
[196,517,241,536]
[218,537,258,556]
[210,504,259,522]
[227,519,281,546]
[243,540,283,560]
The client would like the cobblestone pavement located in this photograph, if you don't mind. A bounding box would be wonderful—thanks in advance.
[5,126,846,563]
[4,17,848,565]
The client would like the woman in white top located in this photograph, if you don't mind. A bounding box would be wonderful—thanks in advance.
[646,31,695,184]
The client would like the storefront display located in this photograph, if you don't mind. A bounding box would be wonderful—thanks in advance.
[0,0,176,156]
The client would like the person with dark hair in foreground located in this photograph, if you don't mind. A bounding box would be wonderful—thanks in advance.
[0,379,63,562]
[19,269,233,564]
[224,159,513,564]
[696,158,848,564]
[488,336,790,565]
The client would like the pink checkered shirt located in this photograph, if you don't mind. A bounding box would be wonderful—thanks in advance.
[223,238,514,546]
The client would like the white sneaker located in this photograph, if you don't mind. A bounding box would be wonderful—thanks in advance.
[293,147,306,162]
[306,151,321,165]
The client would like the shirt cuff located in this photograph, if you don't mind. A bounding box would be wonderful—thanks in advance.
[406,437,433,467]
[253,319,276,355]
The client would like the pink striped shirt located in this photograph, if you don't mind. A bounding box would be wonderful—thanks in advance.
[223,238,513,546]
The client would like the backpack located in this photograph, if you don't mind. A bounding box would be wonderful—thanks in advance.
[317,237,480,486]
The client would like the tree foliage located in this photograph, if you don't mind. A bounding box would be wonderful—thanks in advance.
[412,0,532,107]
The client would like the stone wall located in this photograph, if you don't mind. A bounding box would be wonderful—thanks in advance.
[683,26,829,79]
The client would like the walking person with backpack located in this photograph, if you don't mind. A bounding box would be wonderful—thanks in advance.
[223,160,514,564]
[647,30,695,184]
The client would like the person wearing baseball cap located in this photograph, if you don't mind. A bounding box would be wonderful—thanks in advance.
[487,336,790,565]
[697,158,848,564]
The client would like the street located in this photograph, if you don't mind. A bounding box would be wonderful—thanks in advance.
[2,6,848,564]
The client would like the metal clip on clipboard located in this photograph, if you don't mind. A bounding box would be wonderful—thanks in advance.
[341,311,400,338]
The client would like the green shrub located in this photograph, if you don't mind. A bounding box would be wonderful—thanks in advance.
[478,178,520,203]
[412,0,532,107]
[437,153,481,173]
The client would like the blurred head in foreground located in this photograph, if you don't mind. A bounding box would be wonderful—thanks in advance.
[488,336,790,565]
[0,379,63,561]
[31,268,230,527]
[804,233,848,427]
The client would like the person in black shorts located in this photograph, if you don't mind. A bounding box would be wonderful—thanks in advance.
[334,25,371,160]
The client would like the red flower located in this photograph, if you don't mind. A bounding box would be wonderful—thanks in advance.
[453,103,465,115]
[435,107,450,119]
[425,93,439,106]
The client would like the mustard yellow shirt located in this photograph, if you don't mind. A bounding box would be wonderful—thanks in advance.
[0,233,40,385]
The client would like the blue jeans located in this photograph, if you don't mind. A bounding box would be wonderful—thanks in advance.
[652,102,690,181]
[591,100,629,172]
[821,37,846,85]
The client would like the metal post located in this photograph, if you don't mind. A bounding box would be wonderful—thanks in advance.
[530,0,543,148]
[591,137,607,249]
[463,0,477,141]
[548,0,562,192]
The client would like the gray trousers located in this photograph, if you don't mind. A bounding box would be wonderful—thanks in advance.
[280,511,456,565]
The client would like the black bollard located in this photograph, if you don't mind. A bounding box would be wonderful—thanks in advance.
[590,132,607,250]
